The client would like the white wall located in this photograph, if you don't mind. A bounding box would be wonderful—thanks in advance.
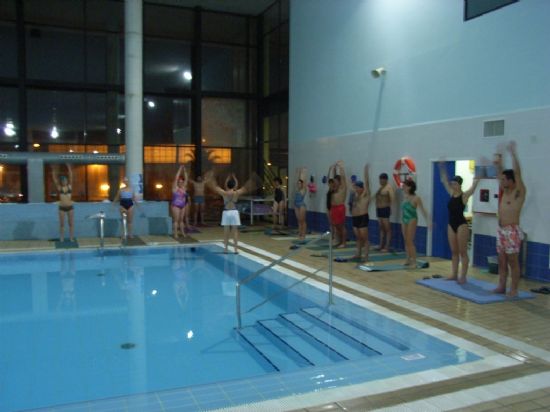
[290,107,550,244]
[289,0,550,246]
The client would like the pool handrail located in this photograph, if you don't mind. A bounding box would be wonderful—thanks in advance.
[87,211,106,250]
[236,230,333,329]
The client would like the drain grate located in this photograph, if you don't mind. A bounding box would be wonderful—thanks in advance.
[120,343,136,350]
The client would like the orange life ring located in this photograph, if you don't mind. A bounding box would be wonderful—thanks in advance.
[393,157,416,187]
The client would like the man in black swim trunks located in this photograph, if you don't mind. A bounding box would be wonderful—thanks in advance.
[351,164,371,262]
[375,173,395,252]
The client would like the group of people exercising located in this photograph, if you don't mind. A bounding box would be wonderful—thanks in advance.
[52,140,524,296]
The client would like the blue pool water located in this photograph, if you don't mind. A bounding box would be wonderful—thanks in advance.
[0,245,481,411]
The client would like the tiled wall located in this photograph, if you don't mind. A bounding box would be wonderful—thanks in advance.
[473,234,549,282]
[288,209,427,255]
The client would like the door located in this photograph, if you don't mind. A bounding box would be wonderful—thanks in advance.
[432,161,454,259]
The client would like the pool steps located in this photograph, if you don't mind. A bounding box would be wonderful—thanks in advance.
[236,306,409,372]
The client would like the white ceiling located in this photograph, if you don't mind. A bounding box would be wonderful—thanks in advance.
[148,0,277,16]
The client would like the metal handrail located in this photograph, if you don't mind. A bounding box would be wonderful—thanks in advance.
[236,230,333,329]
[87,211,106,251]
[121,211,128,245]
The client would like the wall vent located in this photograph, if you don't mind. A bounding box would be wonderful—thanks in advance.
[483,120,505,137]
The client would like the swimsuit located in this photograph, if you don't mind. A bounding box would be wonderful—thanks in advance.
[448,195,467,233]
[376,207,391,218]
[330,204,345,225]
[194,195,204,205]
[402,200,417,224]
[120,190,134,210]
[294,190,306,208]
[352,213,369,228]
[172,189,187,209]
[274,188,284,203]
[497,224,523,254]
[58,185,73,212]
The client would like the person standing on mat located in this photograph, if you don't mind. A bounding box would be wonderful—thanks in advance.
[401,179,431,267]
[113,176,140,239]
[328,160,347,248]
[205,171,256,254]
[171,165,189,238]
[326,178,335,240]
[438,162,479,284]
[272,177,286,230]
[375,173,395,252]
[493,141,526,297]
[52,164,75,242]
[189,174,206,227]
[294,167,308,241]
[351,164,371,262]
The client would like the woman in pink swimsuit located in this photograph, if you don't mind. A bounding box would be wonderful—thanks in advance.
[171,165,189,238]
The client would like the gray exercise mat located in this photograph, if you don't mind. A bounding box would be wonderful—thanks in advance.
[357,260,429,272]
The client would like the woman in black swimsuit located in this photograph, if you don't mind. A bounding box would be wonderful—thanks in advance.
[52,164,74,242]
[438,162,479,284]
[272,177,286,229]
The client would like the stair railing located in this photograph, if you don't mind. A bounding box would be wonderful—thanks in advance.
[236,230,333,329]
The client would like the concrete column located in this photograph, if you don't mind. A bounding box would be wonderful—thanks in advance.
[125,0,144,200]
[27,158,44,203]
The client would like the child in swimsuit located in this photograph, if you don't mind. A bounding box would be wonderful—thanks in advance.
[401,179,430,267]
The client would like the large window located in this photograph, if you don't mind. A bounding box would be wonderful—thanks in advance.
[202,98,247,147]
[0,0,265,203]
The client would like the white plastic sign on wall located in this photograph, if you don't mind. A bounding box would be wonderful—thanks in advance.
[473,178,499,214]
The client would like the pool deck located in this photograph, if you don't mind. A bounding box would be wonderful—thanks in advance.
[2,225,550,412]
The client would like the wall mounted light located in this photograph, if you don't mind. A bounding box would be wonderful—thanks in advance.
[371,67,386,78]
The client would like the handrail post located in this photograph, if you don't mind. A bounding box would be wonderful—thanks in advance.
[236,283,242,329]
[328,227,334,305]
[99,211,105,249]
[122,211,128,244]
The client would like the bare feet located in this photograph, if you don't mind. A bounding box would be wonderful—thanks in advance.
[493,287,506,294]
[380,248,389,253]
[446,276,458,281]
[337,243,347,249]
[507,290,518,298]
[457,276,467,285]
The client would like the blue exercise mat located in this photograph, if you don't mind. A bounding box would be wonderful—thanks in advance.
[416,277,534,304]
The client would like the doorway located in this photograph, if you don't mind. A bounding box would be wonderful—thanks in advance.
[431,160,476,260]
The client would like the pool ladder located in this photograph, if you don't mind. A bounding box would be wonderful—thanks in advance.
[236,230,334,329]
[87,211,106,253]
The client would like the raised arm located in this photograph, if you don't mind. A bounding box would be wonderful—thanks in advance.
[363,163,371,198]
[493,147,504,187]
[204,171,225,196]
[463,177,480,201]
[438,162,453,195]
[67,164,73,186]
[508,141,525,194]
[336,160,346,190]
[173,165,184,190]
[297,167,307,186]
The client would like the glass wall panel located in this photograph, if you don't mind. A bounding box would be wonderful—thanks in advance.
[280,23,289,92]
[24,0,84,28]
[144,4,193,40]
[202,98,246,147]
[0,0,16,22]
[86,34,107,84]
[26,27,84,82]
[263,29,280,96]
[0,87,19,145]
[85,93,107,144]
[248,48,257,93]
[144,38,192,93]
[0,164,22,203]
[200,148,256,186]
[0,23,17,78]
[144,96,191,145]
[86,0,124,32]
[202,12,247,45]
[249,17,258,46]
[263,3,279,35]
[202,45,248,92]
[27,89,85,145]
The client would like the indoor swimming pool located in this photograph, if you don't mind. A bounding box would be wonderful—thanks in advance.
[0,245,482,411]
